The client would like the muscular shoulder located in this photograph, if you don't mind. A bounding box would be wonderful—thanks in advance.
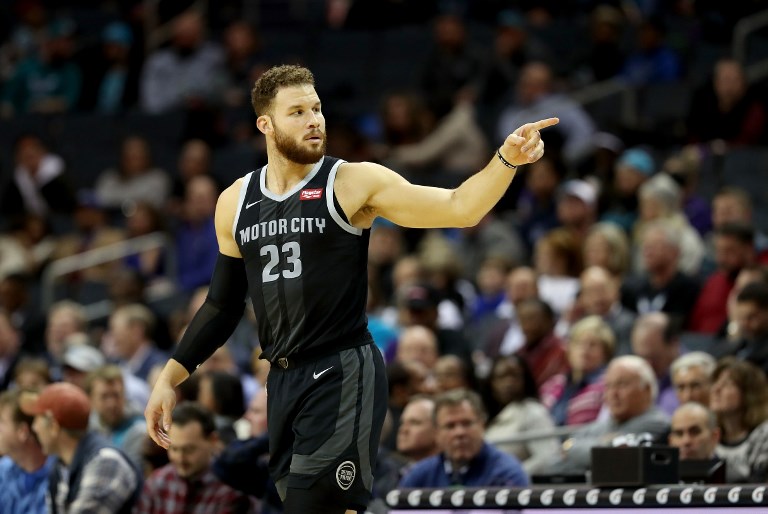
[333,161,366,188]
[334,161,406,227]
[336,161,401,185]
[215,178,247,256]
[217,176,249,221]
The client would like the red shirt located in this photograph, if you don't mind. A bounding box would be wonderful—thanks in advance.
[687,271,735,333]
[516,333,568,387]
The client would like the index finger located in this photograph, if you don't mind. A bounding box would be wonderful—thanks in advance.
[529,117,560,131]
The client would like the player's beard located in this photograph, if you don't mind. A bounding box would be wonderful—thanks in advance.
[274,122,326,165]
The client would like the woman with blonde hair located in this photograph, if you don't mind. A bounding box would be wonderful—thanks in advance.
[583,222,631,277]
[540,316,615,426]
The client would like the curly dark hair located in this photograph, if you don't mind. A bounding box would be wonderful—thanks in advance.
[482,354,540,420]
[250,64,315,116]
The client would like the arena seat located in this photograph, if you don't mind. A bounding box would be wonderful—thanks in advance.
[212,143,262,185]
[720,147,768,231]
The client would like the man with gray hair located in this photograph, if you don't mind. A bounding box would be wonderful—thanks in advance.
[544,355,670,476]
[399,389,529,488]
[637,174,705,276]
[670,351,716,406]
[396,395,438,464]
[622,220,700,325]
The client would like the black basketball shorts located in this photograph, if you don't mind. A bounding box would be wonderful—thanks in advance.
[266,342,388,510]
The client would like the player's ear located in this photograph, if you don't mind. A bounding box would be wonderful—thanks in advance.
[256,115,272,135]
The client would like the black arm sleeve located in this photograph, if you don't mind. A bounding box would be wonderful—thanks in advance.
[172,253,248,373]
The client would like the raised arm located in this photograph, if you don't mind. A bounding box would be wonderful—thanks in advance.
[145,180,248,448]
[351,118,558,228]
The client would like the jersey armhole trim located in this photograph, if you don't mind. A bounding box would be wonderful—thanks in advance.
[327,160,362,236]
[232,171,254,241]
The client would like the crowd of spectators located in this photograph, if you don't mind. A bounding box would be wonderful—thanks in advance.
[1,0,768,513]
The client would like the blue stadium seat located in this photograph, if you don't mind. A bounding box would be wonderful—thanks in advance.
[721,147,768,231]
[687,42,730,86]
[124,110,186,148]
[636,81,691,137]
[371,27,432,98]
[57,114,122,188]
[698,146,768,231]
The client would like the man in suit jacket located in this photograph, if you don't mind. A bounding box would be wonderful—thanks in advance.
[0,134,76,219]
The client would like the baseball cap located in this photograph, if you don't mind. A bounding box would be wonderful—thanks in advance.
[62,343,105,373]
[559,179,597,208]
[401,283,440,310]
[617,148,655,176]
[20,382,91,430]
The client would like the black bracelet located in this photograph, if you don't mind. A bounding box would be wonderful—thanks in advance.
[496,148,517,169]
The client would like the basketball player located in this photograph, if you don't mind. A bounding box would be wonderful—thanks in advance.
[145,64,558,514]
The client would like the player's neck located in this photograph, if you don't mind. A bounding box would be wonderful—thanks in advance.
[265,149,317,195]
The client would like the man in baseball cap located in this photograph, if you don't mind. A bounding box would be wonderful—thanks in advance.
[21,382,141,513]
[603,147,656,231]
[61,343,106,390]
[21,382,91,432]
[557,179,598,239]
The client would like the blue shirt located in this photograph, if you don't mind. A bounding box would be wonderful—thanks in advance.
[0,455,54,514]
[175,217,219,293]
[399,442,529,488]
[367,316,398,353]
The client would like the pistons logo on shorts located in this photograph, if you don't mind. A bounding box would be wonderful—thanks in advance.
[336,461,356,490]
[300,188,323,200]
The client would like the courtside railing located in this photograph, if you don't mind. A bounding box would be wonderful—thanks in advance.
[40,232,176,317]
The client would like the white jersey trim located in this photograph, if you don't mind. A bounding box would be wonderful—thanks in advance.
[327,160,362,236]
[260,156,325,202]
[232,171,254,241]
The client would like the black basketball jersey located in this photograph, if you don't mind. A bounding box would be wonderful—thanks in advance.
[233,156,371,361]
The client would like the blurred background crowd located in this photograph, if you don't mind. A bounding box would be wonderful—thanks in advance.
[1,0,768,512]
